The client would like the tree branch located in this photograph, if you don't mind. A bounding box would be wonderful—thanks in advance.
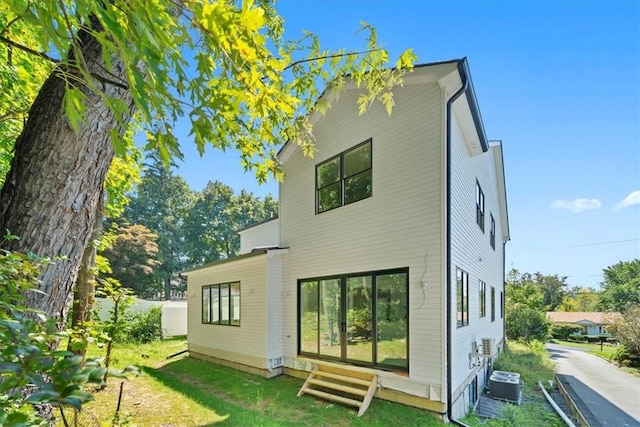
[0,15,22,36]
[283,49,378,71]
[90,72,129,91]
[0,35,60,63]
[0,110,28,124]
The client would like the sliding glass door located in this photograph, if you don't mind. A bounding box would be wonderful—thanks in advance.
[298,268,408,371]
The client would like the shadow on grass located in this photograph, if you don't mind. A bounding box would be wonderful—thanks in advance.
[142,357,320,426]
[143,357,442,427]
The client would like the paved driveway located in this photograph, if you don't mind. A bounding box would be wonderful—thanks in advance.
[546,343,640,426]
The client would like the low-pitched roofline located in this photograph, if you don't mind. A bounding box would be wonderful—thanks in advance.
[180,250,269,275]
[236,216,279,234]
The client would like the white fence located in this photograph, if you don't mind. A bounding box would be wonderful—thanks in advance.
[94,297,187,338]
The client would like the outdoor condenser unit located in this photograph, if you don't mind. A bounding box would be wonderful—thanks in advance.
[481,338,496,357]
[488,370,521,403]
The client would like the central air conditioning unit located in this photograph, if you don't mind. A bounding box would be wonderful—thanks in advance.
[481,338,496,357]
[488,370,521,403]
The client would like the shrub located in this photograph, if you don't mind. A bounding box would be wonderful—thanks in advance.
[550,324,581,340]
[505,306,550,341]
[0,236,106,425]
[122,307,163,343]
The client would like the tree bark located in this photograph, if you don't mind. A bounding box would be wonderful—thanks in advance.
[0,24,135,324]
[67,197,103,356]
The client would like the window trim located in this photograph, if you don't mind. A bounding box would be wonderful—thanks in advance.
[316,139,372,214]
[476,180,485,232]
[457,268,469,328]
[202,282,241,326]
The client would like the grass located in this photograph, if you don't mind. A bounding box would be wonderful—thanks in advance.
[462,341,565,427]
[75,338,442,426]
[65,339,574,426]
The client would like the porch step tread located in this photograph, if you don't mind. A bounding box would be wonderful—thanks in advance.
[297,363,378,417]
[312,371,373,387]
[306,378,368,396]
[300,387,363,408]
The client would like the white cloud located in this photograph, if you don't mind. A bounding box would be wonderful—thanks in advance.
[615,190,640,210]
[550,198,602,213]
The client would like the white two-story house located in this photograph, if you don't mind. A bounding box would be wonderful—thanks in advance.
[183,58,510,420]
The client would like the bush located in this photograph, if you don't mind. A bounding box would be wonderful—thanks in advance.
[550,324,581,340]
[117,307,163,344]
[505,306,550,341]
[0,237,106,425]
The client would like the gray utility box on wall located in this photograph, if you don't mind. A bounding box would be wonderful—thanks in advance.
[488,370,521,403]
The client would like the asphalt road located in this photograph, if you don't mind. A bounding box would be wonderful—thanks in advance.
[546,343,640,426]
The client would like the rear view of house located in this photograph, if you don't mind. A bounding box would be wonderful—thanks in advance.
[183,58,510,420]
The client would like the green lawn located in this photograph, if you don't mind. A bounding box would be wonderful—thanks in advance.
[76,338,441,426]
[463,341,564,427]
[69,339,566,426]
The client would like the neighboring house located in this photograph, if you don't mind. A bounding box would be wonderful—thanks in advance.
[182,58,509,420]
[546,312,620,336]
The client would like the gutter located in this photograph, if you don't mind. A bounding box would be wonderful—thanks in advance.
[444,59,471,427]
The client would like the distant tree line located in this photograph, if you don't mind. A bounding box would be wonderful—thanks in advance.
[99,154,277,299]
[506,259,640,365]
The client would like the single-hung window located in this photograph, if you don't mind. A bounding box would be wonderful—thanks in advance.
[476,180,485,232]
[479,280,486,318]
[456,268,469,327]
[490,213,496,249]
[316,139,372,213]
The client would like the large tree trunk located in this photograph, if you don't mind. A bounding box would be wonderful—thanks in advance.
[0,24,135,324]
[68,197,103,357]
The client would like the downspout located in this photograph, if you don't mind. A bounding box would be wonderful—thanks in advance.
[445,59,470,426]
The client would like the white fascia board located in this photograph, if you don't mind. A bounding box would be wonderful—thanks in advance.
[490,142,510,242]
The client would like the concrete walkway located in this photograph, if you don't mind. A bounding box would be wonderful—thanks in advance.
[547,343,640,426]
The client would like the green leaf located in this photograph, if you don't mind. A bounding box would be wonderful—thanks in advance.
[25,389,59,404]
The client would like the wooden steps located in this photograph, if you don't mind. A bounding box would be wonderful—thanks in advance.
[297,363,377,417]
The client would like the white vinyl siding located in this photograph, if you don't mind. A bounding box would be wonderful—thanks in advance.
[448,111,506,399]
[280,82,445,389]
[187,254,270,366]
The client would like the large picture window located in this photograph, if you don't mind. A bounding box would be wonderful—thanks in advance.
[298,268,408,371]
[202,282,240,326]
[316,139,372,213]
[457,268,469,327]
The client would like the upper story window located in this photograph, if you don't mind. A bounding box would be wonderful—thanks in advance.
[316,139,372,214]
[476,180,485,232]
[456,268,469,328]
[490,213,496,249]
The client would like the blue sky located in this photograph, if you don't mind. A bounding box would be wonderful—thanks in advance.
[174,1,639,288]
